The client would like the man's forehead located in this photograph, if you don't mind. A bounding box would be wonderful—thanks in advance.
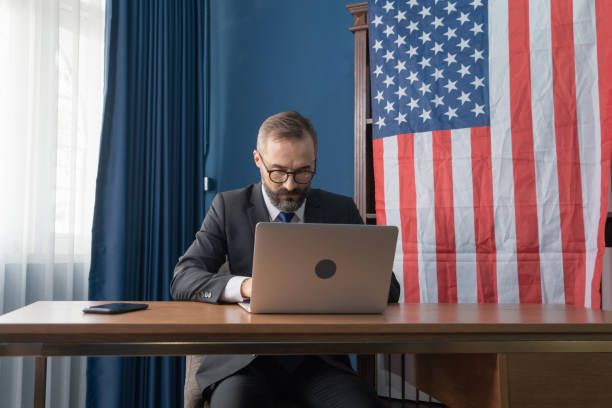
[262,147,315,169]
[262,137,315,155]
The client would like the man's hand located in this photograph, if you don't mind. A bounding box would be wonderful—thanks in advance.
[240,278,252,299]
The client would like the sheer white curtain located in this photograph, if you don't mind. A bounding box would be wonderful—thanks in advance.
[0,0,105,406]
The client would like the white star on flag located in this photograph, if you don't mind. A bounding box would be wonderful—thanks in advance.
[444,106,458,119]
[407,20,419,33]
[444,52,457,66]
[394,60,407,73]
[418,108,431,122]
[470,22,484,36]
[444,1,457,14]
[418,6,431,19]
[470,0,484,9]
[443,79,457,93]
[372,15,383,27]
[406,45,418,57]
[417,56,431,69]
[431,94,444,107]
[419,31,432,44]
[394,112,407,124]
[431,67,445,80]
[382,1,394,13]
[457,64,471,78]
[443,27,457,40]
[395,10,407,22]
[457,12,470,25]
[431,42,444,55]
[458,38,470,51]
[471,76,485,89]
[394,35,406,47]
[458,91,471,105]
[383,75,395,87]
[407,97,419,110]
[384,100,395,113]
[374,90,384,103]
[432,16,444,29]
[395,86,407,99]
[418,82,431,95]
[471,103,485,117]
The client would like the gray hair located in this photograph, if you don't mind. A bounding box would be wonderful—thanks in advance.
[256,111,318,152]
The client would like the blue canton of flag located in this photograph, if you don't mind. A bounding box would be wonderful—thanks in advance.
[369,0,490,138]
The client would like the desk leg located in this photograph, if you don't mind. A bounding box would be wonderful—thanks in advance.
[34,357,47,408]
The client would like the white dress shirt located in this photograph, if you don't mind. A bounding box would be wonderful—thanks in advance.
[220,184,306,302]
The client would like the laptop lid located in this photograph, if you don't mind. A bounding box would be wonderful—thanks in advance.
[246,223,398,314]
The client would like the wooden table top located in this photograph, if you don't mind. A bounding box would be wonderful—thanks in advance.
[3,301,612,357]
[1,301,612,339]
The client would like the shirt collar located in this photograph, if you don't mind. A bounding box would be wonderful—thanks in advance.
[261,183,306,222]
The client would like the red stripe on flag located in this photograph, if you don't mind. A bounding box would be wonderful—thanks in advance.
[507,0,542,303]
[594,0,612,309]
[471,126,498,303]
[397,133,420,303]
[372,138,387,227]
[550,0,586,306]
[432,130,457,303]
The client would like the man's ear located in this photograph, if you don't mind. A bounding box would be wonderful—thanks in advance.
[253,150,261,168]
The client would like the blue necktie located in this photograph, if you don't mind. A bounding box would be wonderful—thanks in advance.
[275,211,303,371]
[278,212,294,223]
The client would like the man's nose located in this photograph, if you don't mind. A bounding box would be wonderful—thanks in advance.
[283,174,297,191]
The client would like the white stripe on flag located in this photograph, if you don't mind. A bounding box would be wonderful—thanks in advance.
[450,128,478,303]
[382,135,405,303]
[528,0,566,304]
[573,0,602,308]
[413,131,438,303]
[488,0,520,303]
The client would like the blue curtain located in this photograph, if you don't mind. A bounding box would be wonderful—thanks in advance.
[87,0,209,407]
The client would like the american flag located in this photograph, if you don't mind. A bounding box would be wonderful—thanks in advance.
[369,0,612,307]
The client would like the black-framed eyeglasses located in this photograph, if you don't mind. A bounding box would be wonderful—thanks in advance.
[257,150,316,184]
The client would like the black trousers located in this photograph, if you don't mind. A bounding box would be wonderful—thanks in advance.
[208,356,384,408]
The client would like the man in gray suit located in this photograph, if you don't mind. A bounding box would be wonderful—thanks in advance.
[171,111,400,408]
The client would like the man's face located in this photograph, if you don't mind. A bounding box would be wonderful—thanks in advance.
[254,133,316,212]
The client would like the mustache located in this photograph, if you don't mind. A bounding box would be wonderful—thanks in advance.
[264,182,310,212]
[273,187,308,196]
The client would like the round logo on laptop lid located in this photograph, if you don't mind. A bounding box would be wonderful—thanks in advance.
[315,259,336,279]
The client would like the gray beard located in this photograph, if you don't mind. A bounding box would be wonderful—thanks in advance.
[263,182,310,212]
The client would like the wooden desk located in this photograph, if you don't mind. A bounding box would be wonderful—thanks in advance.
[1,301,612,408]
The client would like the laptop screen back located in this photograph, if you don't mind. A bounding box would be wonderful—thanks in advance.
[248,223,398,314]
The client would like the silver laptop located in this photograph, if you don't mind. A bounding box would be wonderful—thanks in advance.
[238,222,398,314]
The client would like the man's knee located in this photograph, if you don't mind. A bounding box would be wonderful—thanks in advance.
[297,368,383,408]
[208,373,272,408]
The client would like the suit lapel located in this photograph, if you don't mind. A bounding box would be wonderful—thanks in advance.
[247,183,270,238]
[304,189,322,223]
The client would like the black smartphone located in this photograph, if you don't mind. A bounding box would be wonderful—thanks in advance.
[83,302,148,314]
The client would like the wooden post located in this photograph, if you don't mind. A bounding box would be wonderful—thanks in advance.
[347,2,378,391]
[347,2,369,223]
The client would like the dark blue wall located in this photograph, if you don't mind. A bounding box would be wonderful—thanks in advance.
[205,0,355,209]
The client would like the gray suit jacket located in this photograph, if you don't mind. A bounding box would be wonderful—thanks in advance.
[170,183,400,393]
